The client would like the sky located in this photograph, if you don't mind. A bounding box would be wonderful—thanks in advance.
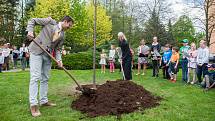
[167,0,204,32]
[128,0,205,32]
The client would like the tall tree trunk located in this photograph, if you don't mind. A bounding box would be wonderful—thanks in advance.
[93,0,97,85]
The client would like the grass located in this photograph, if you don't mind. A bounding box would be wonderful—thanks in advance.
[0,69,215,121]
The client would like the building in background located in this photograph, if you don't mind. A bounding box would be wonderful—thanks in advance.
[209,1,215,56]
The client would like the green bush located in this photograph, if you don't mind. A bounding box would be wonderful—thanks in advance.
[52,51,100,70]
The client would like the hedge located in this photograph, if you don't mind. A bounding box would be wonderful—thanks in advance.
[52,51,101,70]
[52,51,170,70]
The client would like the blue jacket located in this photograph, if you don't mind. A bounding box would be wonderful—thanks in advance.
[162,49,172,64]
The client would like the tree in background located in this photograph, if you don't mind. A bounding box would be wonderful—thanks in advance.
[0,0,19,45]
[86,1,112,46]
[101,0,145,48]
[101,0,129,41]
[166,19,176,46]
[29,0,70,26]
[172,15,196,44]
[28,0,112,52]
[190,0,215,45]
[65,0,89,52]
[142,8,168,45]
[14,0,36,46]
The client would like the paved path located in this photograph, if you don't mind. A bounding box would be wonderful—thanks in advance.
[2,68,30,73]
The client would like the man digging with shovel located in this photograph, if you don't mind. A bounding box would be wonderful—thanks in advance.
[26,16,74,117]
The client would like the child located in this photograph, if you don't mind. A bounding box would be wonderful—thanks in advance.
[168,47,179,83]
[196,40,209,83]
[201,63,215,91]
[151,37,161,77]
[161,44,172,79]
[99,49,107,73]
[136,39,150,75]
[179,39,190,82]
[187,43,198,84]
[0,49,4,73]
[109,45,116,73]
[116,47,122,72]
[130,47,134,69]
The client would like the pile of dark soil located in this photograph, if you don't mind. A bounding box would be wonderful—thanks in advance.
[71,80,161,117]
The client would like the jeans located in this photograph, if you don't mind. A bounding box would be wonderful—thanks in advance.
[13,58,18,68]
[181,58,188,82]
[196,63,208,83]
[29,52,51,106]
[162,65,170,79]
[21,57,26,70]
[152,60,159,76]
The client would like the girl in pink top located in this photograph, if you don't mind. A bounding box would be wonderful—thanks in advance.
[187,43,198,84]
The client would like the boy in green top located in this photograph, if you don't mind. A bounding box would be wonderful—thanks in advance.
[179,39,190,82]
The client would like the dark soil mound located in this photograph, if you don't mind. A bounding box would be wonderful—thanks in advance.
[71,80,162,117]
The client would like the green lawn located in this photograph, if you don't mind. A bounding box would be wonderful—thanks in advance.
[0,69,214,121]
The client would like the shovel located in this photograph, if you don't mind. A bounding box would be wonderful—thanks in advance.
[120,60,126,80]
[27,36,96,95]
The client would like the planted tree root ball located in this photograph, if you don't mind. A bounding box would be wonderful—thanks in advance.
[71,80,162,117]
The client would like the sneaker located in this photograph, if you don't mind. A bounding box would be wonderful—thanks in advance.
[169,78,173,82]
[204,88,209,91]
[172,80,176,83]
[191,82,195,85]
[136,73,140,75]
[30,105,41,117]
[41,102,56,107]
[141,73,145,75]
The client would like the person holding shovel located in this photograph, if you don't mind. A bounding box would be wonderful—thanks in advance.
[26,16,74,117]
[118,32,132,81]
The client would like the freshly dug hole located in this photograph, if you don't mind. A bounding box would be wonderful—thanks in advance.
[71,80,162,117]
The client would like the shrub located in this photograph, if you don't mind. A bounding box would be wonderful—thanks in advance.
[52,51,100,70]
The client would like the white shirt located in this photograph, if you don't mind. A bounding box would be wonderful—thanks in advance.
[19,47,29,53]
[0,55,4,64]
[2,48,10,57]
[109,49,116,58]
[197,47,209,64]
[138,45,149,54]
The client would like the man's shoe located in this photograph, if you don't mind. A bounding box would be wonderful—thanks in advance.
[41,102,56,107]
[30,105,41,117]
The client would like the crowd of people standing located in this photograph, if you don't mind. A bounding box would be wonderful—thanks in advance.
[0,43,30,72]
[99,32,215,91]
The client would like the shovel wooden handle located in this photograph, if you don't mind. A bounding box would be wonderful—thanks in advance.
[29,36,83,90]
